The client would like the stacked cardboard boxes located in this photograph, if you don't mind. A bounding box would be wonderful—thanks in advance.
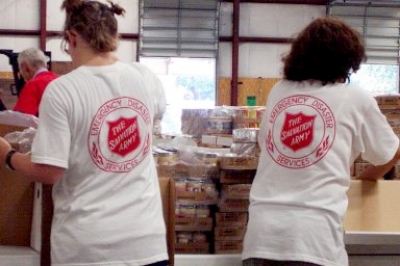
[214,138,259,253]
[174,152,220,254]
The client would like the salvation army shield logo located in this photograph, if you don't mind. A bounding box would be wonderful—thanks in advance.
[281,112,316,152]
[107,116,141,157]
[267,95,336,169]
[88,97,152,173]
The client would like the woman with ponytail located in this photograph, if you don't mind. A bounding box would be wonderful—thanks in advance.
[0,0,168,265]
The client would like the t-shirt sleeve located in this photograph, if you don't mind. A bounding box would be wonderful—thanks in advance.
[151,74,167,120]
[130,63,167,120]
[30,85,70,169]
[358,95,399,166]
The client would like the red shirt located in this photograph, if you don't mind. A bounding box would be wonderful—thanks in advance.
[13,71,59,116]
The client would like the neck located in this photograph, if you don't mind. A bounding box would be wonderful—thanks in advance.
[71,47,117,68]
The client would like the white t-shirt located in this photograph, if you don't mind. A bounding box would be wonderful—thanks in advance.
[242,80,399,266]
[31,62,168,266]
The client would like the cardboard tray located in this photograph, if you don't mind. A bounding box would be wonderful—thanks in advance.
[0,245,40,266]
[345,180,400,232]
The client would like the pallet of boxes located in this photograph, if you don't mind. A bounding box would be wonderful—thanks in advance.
[169,107,228,254]
[353,95,400,179]
[214,127,260,254]
[173,150,220,254]
[162,106,264,254]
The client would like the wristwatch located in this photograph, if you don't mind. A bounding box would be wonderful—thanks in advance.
[5,149,17,171]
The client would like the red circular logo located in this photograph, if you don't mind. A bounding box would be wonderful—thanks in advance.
[266,95,336,169]
[88,97,151,172]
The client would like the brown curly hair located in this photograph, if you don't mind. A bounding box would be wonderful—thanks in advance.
[61,0,125,53]
[282,17,366,85]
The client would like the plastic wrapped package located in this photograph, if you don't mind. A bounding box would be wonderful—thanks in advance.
[232,106,265,129]
[230,143,260,157]
[232,128,259,143]
[205,106,233,135]
[153,118,163,135]
[181,108,210,136]
[0,110,38,128]
[4,127,36,153]
[219,154,259,170]
[175,144,229,166]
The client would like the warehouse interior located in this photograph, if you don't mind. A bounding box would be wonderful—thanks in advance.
[1,0,400,266]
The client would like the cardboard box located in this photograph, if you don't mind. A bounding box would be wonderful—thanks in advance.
[201,135,217,146]
[215,212,248,227]
[214,226,246,241]
[221,184,251,199]
[175,217,213,231]
[0,167,34,247]
[158,177,176,266]
[354,161,374,177]
[216,135,233,147]
[219,198,250,213]
[175,243,210,254]
[214,240,243,254]
[344,180,400,232]
[220,155,258,170]
[375,95,400,107]
[219,169,256,184]
[175,190,219,205]
[0,124,34,247]
[200,134,233,148]
[0,124,40,266]
[157,165,176,178]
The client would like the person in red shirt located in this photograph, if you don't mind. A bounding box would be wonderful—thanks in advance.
[13,48,58,116]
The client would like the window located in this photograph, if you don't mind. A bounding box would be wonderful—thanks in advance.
[139,0,220,134]
[140,57,216,134]
[350,64,399,96]
[329,2,400,96]
[328,1,400,65]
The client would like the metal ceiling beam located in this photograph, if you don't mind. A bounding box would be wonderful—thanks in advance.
[231,0,240,106]
[40,0,47,51]
[220,36,292,43]
[0,29,39,36]
[0,30,139,40]
[329,0,400,7]
[330,0,400,4]
[222,0,329,5]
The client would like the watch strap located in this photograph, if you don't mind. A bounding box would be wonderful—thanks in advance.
[5,149,17,171]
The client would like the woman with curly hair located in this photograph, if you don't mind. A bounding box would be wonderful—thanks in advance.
[0,0,168,265]
[242,17,400,266]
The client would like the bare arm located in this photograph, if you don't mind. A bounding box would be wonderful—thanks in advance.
[0,137,64,184]
[356,144,400,181]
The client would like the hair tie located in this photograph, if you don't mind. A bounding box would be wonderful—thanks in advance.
[109,3,117,14]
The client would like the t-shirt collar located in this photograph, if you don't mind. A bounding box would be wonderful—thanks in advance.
[33,68,48,78]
